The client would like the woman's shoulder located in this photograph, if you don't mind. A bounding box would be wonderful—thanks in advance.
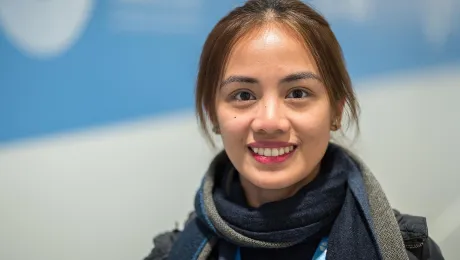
[394,209,444,260]
[143,229,181,260]
[143,212,196,260]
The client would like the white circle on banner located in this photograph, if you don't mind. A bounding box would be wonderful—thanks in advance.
[0,0,94,59]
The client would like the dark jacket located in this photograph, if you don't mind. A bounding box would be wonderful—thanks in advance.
[393,210,444,260]
[144,210,444,260]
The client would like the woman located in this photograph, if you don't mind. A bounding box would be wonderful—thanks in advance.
[145,0,444,259]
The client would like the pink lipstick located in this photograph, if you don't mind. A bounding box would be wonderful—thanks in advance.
[248,141,297,164]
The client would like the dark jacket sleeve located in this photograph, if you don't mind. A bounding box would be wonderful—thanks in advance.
[394,209,445,260]
[143,212,196,260]
[421,237,445,260]
[143,230,181,260]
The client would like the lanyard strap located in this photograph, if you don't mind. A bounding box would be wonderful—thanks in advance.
[235,237,328,260]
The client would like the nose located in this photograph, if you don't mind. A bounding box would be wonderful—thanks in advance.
[251,98,290,135]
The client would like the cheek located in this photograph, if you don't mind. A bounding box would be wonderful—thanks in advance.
[216,109,253,143]
[290,106,332,139]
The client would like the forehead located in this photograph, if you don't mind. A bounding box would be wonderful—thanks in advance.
[224,24,319,77]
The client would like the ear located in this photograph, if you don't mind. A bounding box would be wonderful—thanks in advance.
[335,98,346,121]
[331,99,345,131]
[212,125,221,134]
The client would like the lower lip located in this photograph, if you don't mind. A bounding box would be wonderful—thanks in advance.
[250,148,296,164]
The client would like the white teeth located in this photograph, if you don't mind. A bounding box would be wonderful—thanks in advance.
[251,146,295,157]
[263,149,271,156]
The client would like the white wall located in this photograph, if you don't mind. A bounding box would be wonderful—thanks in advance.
[354,65,460,260]
[0,64,459,260]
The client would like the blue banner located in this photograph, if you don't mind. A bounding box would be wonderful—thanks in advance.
[1,0,459,143]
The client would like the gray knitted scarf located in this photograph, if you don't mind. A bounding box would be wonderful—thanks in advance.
[168,144,409,260]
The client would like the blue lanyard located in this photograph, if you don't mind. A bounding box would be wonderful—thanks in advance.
[235,237,328,260]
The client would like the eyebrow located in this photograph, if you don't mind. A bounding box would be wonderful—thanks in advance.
[220,71,321,88]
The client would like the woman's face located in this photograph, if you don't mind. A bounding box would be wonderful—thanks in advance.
[215,24,335,190]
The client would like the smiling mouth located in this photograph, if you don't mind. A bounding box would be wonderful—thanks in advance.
[248,145,297,157]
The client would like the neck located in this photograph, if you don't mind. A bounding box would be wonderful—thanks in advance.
[240,164,321,208]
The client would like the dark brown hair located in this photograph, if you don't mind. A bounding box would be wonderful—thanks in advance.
[195,0,359,146]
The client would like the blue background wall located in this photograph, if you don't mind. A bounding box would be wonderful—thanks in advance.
[1,0,459,143]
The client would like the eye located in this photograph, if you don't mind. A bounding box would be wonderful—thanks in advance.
[233,91,256,101]
[286,88,309,99]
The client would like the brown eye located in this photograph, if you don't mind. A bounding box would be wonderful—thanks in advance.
[234,91,256,101]
[286,89,309,99]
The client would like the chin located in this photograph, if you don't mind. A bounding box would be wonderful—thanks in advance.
[244,170,301,190]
